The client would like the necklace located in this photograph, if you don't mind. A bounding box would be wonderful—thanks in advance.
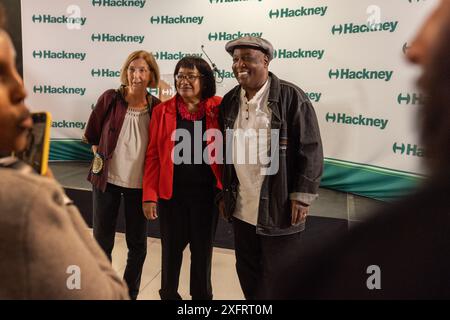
[177,97,205,121]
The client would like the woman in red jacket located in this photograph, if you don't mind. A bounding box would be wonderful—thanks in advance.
[142,57,222,300]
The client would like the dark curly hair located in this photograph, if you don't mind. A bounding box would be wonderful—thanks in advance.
[173,56,216,100]
[419,10,450,175]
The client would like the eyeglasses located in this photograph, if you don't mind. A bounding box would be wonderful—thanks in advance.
[175,74,203,82]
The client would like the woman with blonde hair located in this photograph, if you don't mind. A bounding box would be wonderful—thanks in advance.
[84,50,160,299]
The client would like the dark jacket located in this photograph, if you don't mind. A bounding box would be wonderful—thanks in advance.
[83,88,160,192]
[274,172,450,299]
[219,72,323,236]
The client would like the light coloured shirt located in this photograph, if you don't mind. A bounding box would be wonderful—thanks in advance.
[232,79,319,226]
[108,108,150,189]
[233,78,271,226]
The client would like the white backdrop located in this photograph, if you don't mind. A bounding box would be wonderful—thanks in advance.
[21,0,438,200]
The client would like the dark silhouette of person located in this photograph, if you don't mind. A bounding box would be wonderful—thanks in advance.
[273,0,450,299]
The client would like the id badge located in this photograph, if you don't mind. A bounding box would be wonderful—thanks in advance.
[92,153,104,174]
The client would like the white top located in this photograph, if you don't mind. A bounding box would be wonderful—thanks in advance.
[107,108,150,189]
[232,78,271,226]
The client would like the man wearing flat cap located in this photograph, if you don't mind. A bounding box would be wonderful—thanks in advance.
[218,36,323,299]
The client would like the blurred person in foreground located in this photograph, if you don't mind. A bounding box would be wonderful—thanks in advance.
[0,6,129,299]
[274,0,450,299]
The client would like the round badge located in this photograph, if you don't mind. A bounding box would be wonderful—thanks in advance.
[92,153,103,174]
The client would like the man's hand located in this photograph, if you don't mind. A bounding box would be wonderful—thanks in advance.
[291,200,309,225]
[143,202,158,220]
[92,145,98,155]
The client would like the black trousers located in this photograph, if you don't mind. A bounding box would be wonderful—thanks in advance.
[233,218,304,300]
[93,183,148,300]
[158,194,218,300]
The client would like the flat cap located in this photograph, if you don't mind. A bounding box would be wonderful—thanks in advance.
[225,36,274,61]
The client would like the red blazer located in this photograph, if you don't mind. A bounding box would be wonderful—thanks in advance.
[143,95,223,202]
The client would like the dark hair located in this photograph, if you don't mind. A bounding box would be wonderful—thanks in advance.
[173,56,216,100]
[419,10,450,175]
[0,4,5,29]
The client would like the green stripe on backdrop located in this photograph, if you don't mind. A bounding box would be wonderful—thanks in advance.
[322,158,423,202]
[50,139,92,161]
[49,140,423,202]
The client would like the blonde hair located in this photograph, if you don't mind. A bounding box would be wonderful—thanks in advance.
[120,50,160,88]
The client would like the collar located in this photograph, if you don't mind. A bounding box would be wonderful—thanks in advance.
[0,156,34,174]
[0,156,18,166]
[231,72,280,104]
[229,72,281,122]
[240,77,271,105]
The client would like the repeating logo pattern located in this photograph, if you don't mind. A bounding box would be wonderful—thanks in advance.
[22,0,436,182]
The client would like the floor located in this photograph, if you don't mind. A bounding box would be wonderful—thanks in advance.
[50,161,383,300]
[110,233,244,300]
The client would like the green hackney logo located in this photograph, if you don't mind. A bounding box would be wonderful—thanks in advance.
[332,21,399,35]
[92,0,146,8]
[305,92,322,103]
[147,88,160,96]
[273,48,324,60]
[33,50,87,61]
[52,120,87,130]
[91,33,145,43]
[143,87,175,97]
[326,113,389,130]
[392,143,424,157]
[150,15,204,25]
[397,93,426,105]
[34,85,86,96]
[269,6,327,19]
[32,14,87,25]
[91,69,120,78]
[154,52,203,60]
[214,69,235,79]
[208,31,262,41]
[329,69,393,82]
[209,0,263,4]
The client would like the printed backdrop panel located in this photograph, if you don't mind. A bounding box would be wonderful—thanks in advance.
[21,0,438,200]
